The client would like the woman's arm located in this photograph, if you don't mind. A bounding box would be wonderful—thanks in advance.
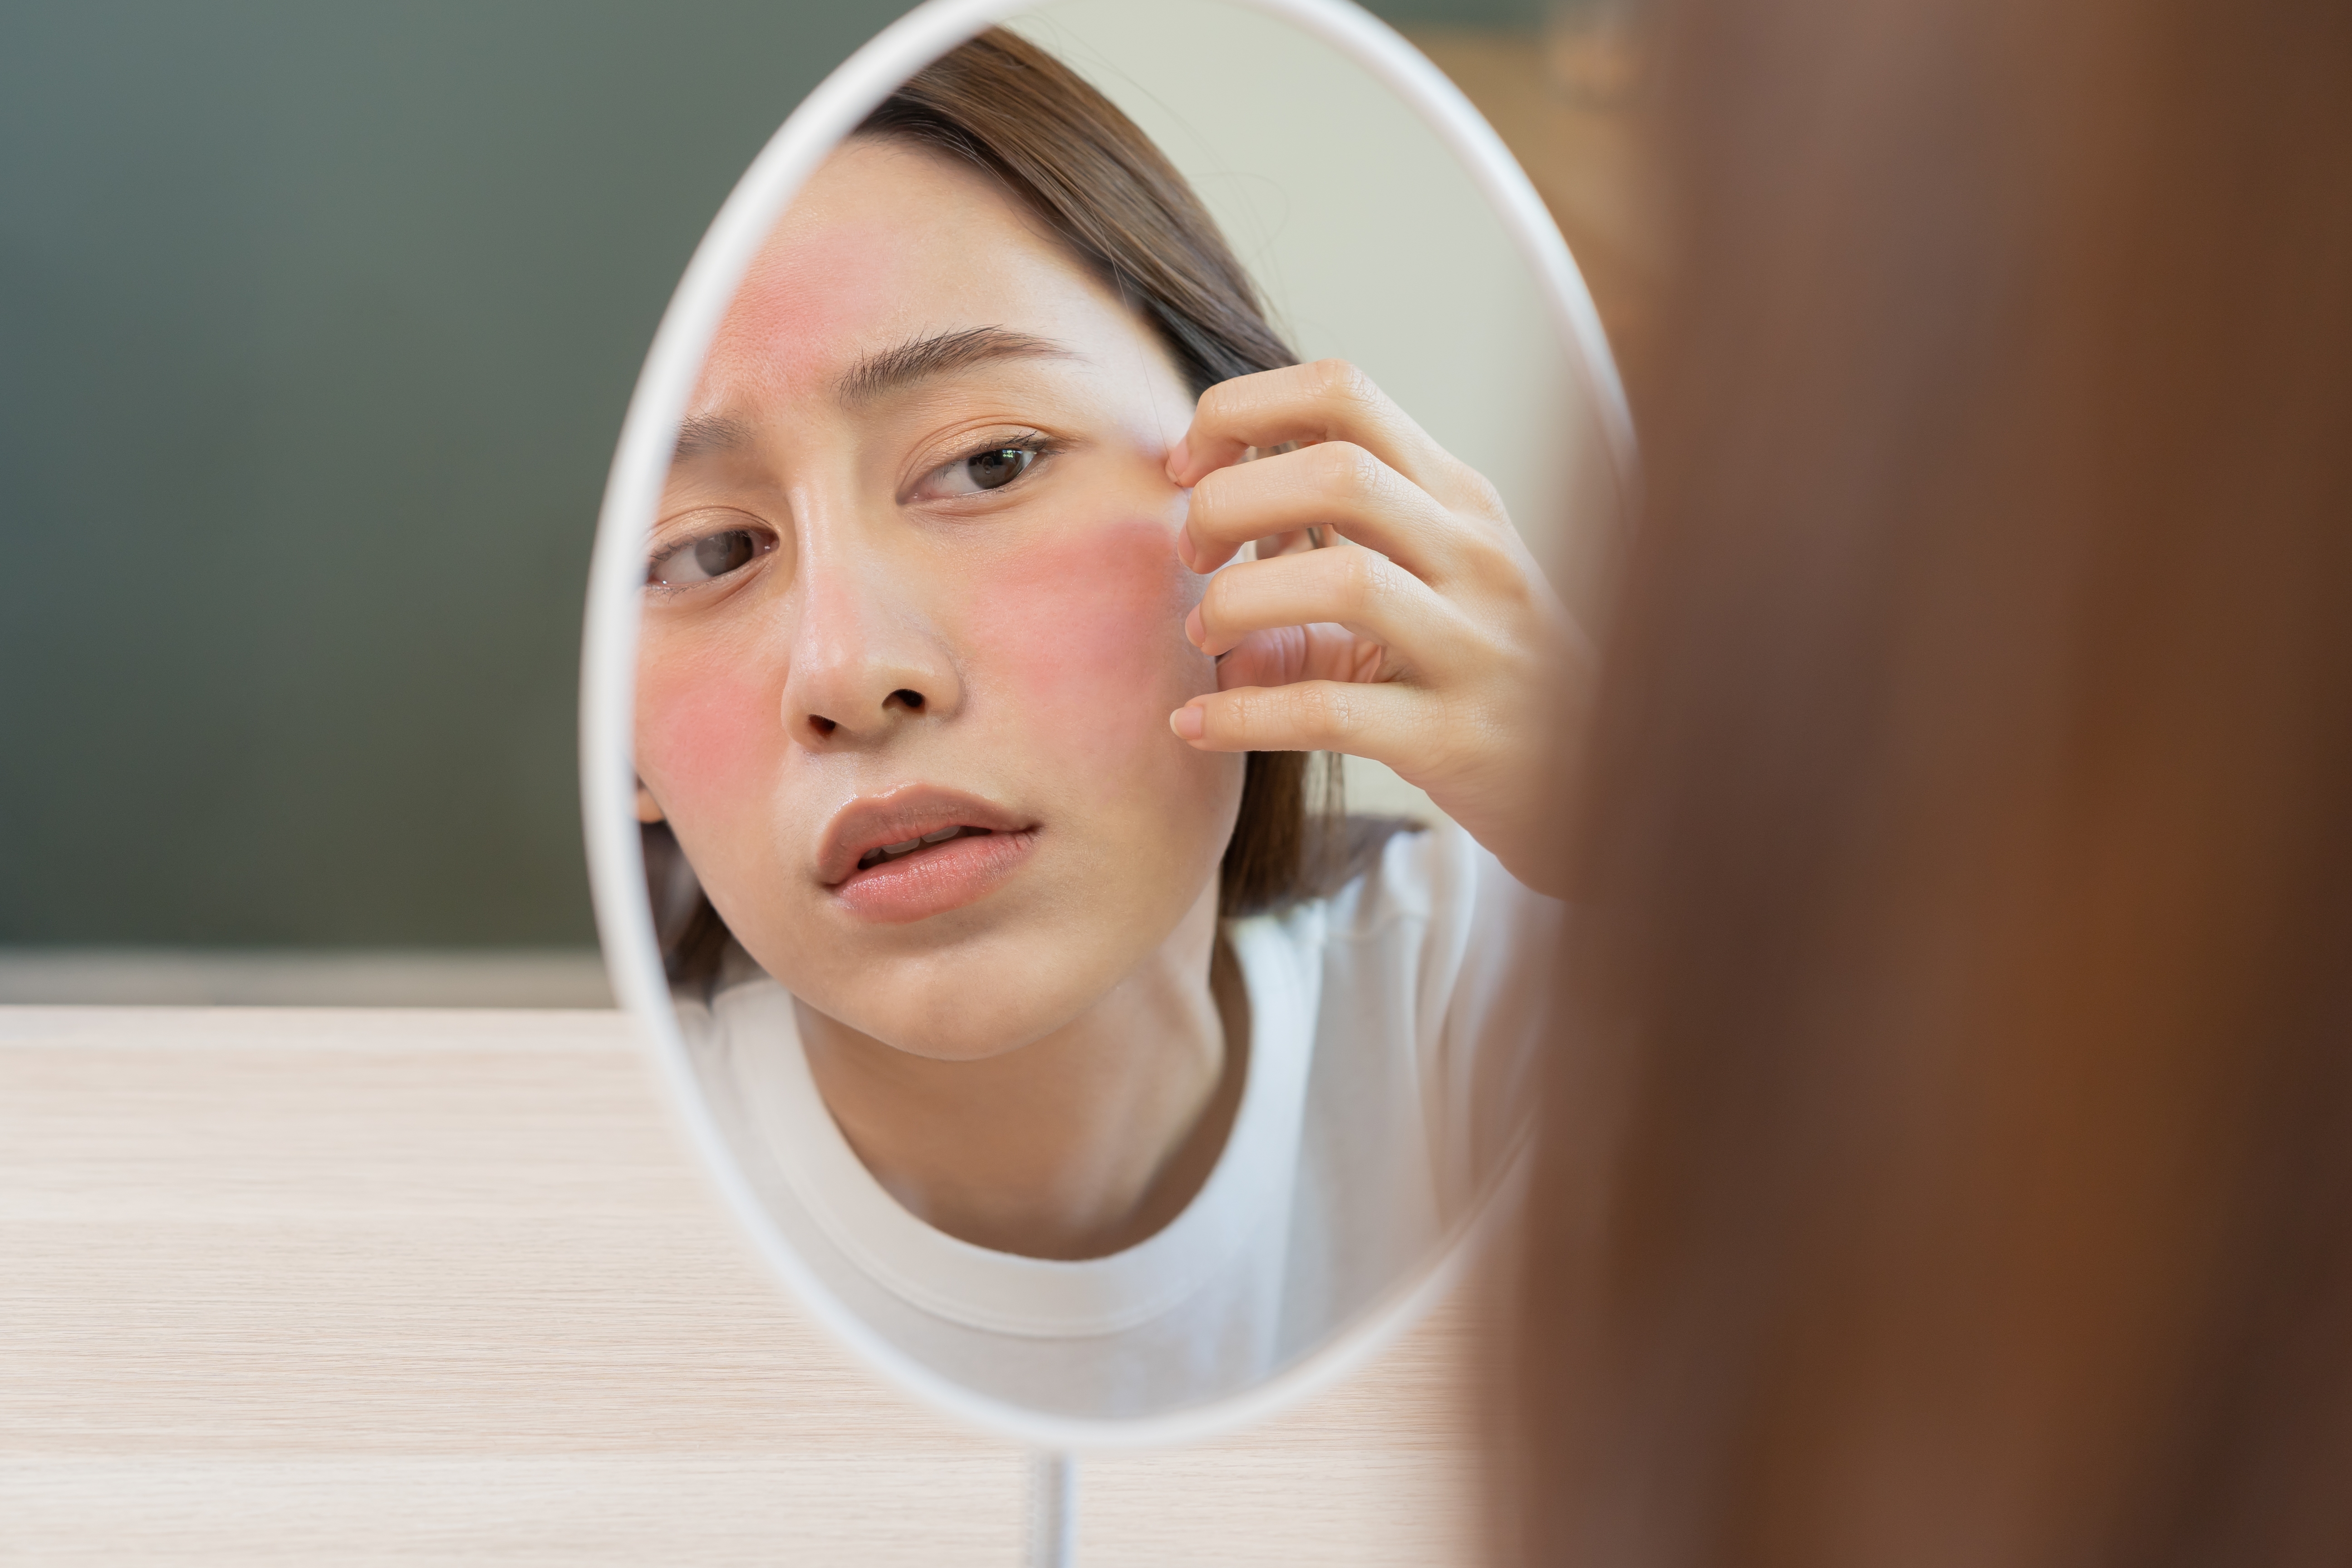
[1165,359,1592,895]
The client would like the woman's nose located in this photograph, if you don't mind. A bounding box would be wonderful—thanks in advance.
[778,550,961,748]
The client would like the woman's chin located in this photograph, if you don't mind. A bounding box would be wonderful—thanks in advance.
[866,1014,1064,1065]
[805,983,1097,1066]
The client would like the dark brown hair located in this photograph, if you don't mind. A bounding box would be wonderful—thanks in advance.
[1503,0,2352,1561]
[654,28,1391,982]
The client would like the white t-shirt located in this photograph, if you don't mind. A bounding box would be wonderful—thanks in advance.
[673,821,1558,1420]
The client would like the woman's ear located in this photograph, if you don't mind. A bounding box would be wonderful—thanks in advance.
[635,780,666,824]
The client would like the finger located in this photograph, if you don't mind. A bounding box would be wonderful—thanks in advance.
[1180,440,1466,580]
[1168,679,1434,769]
[1213,624,1389,693]
[1169,360,1445,489]
[1186,545,1468,677]
[1166,359,1499,517]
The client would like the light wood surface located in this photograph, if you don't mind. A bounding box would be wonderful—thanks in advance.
[0,951,615,1009]
[0,1006,1488,1565]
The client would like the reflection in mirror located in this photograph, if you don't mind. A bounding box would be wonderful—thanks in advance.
[600,0,1627,1433]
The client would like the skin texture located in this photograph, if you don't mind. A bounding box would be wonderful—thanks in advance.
[635,141,1243,1258]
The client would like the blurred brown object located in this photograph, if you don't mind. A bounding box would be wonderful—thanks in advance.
[1542,0,1647,108]
[1502,0,2352,1561]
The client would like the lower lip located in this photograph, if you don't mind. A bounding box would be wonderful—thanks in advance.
[828,829,1039,924]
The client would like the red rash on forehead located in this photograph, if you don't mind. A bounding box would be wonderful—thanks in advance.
[698,141,1106,410]
[704,209,915,400]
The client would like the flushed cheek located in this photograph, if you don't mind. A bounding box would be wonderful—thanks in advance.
[635,644,781,831]
[963,512,1207,757]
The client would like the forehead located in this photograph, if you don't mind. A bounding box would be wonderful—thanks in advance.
[696,138,1139,408]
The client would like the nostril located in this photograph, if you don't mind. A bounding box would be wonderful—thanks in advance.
[808,715,838,737]
[889,689,925,712]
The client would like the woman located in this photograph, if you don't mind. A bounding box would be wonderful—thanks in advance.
[629,31,1580,1410]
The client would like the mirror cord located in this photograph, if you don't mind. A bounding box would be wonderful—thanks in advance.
[1028,1450,1078,1568]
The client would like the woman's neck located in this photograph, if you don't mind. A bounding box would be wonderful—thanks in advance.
[794,879,1249,1260]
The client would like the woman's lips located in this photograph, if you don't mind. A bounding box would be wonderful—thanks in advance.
[828,826,1039,924]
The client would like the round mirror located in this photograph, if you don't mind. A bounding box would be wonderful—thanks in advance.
[582,0,1633,1452]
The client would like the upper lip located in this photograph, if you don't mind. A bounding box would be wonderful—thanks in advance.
[815,786,1034,886]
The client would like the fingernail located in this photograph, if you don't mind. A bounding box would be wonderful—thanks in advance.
[1165,437,1189,480]
[1176,526,1198,571]
[1169,703,1206,740]
[1183,605,1205,647]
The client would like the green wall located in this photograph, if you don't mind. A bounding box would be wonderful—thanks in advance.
[0,0,1527,948]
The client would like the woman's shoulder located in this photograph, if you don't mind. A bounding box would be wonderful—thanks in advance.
[1313,814,1507,939]
[1290,814,1563,1018]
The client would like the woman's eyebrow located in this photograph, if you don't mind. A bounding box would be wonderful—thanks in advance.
[837,326,1074,403]
[674,413,755,463]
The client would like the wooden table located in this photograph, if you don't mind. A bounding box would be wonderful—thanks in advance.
[1,1007,1488,1565]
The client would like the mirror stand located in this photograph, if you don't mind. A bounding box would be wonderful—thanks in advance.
[1030,1450,1079,1567]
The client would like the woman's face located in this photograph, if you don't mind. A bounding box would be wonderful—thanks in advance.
[634,138,1243,1062]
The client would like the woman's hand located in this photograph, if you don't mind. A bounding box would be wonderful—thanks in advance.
[1165,359,1591,896]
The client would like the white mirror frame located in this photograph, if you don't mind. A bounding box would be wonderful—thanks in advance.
[580,0,1637,1450]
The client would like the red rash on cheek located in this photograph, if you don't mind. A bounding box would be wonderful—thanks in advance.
[636,637,777,825]
[963,510,1205,758]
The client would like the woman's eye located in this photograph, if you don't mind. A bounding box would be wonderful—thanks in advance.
[647,526,770,589]
[926,445,1042,498]
[966,448,1034,489]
